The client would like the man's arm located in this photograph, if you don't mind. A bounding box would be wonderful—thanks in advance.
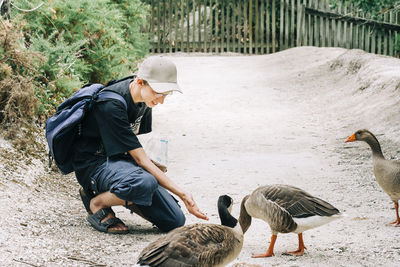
[129,147,208,221]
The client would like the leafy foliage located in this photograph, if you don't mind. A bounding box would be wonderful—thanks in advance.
[0,20,46,154]
[0,20,41,124]
[330,0,399,16]
[330,0,400,56]
[9,0,150,118]
[0,0,151,155]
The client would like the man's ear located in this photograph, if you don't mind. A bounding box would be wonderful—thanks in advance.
[136,78,144,86]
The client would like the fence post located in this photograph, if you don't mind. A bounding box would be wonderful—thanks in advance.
[271,0,276,52]
[238,0,242,53]
[198,0,202,52]
[319,0,326,47]
[221,0,225,52]
[290,0,295,48]
[285,0,289,49]
[205,0,209,52]
[388,11,394,56]
[179,0,184,52]
[192,0,196,52]
[260,0,265,53]
[255,0,259,54]
[296,0,300,46]
[359,11,365,51]
[169,0,173,53]
[249,0,253,54]
[162,0,167,53]
[279,0,284,50]
[265,0,270,53]
[215,0,219,53]
[296,1,305,46]
[244,0,248,53]
[352,4,359,49]
[173,0,178,52]
[227,1,231,52]
[150,0,155,53]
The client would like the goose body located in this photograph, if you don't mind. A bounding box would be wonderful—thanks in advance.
[243,184,342,257]
[346,129,400,225]
[137,195,251,267]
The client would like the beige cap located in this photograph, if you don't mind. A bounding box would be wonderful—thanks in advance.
[136,56,182,94]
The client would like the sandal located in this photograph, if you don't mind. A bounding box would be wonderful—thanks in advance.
[86,208,129,234]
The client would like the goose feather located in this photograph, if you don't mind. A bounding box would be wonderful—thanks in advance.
[137,195,250,267]
[243,184,342,257]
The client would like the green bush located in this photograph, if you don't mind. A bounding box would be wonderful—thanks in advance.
[10,0,150,118]
[20,0,150,83]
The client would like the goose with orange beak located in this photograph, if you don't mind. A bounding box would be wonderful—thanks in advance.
[346,129,400,226]
[243,184,343,257]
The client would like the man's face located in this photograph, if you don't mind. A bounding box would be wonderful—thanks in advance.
[141,84,167,108]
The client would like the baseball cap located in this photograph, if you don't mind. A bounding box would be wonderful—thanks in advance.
[136,56,182,94]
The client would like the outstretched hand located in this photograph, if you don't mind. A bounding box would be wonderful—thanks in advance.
[182,193,209,221]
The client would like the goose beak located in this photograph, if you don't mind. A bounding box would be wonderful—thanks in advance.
[345,133,356,142]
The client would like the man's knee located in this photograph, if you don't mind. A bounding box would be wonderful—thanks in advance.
[159,210,186,232]
[138,172,158,192]
[110,170,158,205]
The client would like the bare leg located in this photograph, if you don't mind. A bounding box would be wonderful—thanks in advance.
[283,233,307,256]
[90,192,132,232]
[387,201,400,226]
[252,234,277,258]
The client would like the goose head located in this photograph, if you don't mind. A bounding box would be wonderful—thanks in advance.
[218,195,252,234]
[346,129,376,143]
[345,129,383,157]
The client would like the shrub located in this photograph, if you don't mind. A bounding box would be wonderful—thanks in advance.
[0,20,41,125]
[0,20,45,155]
[7,0,150,119]
[20,0,150,84]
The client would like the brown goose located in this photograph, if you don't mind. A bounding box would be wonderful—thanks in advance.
[242,184,342,257]
[137,195,252,267]
[346,129,400,226]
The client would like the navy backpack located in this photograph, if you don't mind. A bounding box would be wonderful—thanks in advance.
[45,80,128,174]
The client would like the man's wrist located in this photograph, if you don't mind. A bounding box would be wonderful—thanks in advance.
[178,191,188,202]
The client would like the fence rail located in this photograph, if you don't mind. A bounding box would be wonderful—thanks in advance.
[145,0,400,57]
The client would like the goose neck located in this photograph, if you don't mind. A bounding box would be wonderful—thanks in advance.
[219,203,238,229]
[365,137,384,158]
[239,195,252,234]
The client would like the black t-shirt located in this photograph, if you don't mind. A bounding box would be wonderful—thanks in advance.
[72,76,152,188]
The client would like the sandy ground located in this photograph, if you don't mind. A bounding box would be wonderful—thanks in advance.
[1,46,400,266]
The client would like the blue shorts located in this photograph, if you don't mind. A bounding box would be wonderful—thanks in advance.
[89,158,185,232]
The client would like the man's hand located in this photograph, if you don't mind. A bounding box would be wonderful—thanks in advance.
[181,193,209,221]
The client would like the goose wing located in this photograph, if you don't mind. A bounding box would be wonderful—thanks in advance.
[374,159,400,199]
[261,184,340,218]
[137,223,242,267]
[246,187,296,233]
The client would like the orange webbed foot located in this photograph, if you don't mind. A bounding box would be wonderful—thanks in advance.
[252,252,274,258]
[283,248,306,256]
[387,220,400,227]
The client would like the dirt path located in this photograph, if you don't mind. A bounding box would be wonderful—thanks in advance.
[1,47,400,266]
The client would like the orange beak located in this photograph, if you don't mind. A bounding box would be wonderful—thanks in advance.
[345,133,356,142]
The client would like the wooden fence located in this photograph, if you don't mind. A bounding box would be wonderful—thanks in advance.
[145,0,400,57]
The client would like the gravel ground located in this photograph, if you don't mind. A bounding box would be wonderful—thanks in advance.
[1,46,400,266]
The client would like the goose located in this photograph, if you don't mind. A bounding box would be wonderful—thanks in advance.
[137,195,252,267]
[242,184,343,257]
[345,129,400,226]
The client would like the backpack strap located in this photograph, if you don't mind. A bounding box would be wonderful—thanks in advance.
[96,91,127,110]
